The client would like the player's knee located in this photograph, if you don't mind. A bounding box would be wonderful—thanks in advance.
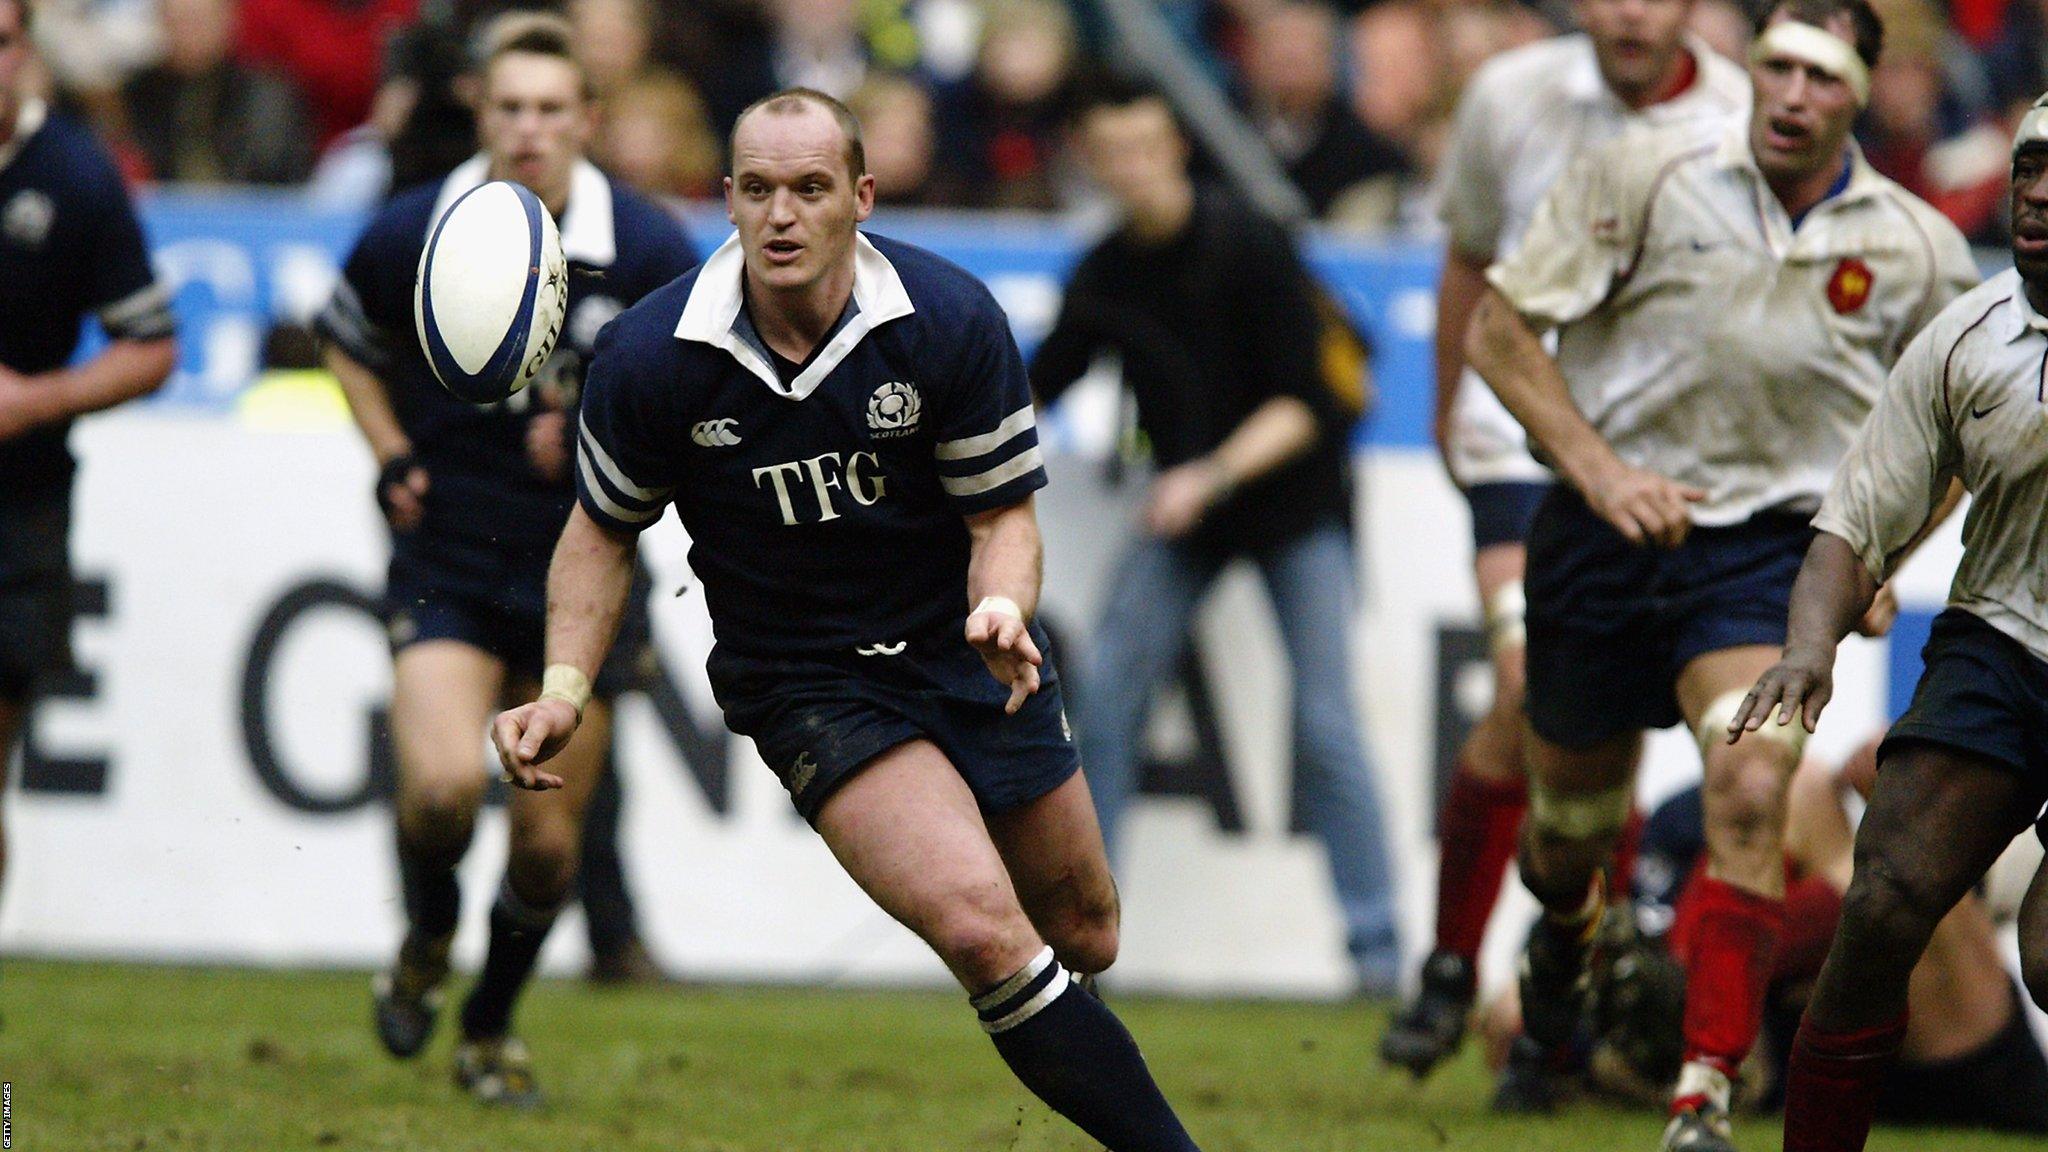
[507,825,579,905]
[928,901,1040,989]
[1839,854,1945,958]
[1702,750,1788,847]
[1050,892,1120,975]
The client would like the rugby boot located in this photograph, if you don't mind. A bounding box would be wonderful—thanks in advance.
[1379,950,1476,1078]
[1659,1062,1737,1152]
[372,930,451,1059]
[454,1035,544,1110]
[1492,909,1600,1113]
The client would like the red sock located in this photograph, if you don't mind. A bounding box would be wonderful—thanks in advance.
[1772,872,1842,984]
[1782,1012,1907,1152]
[1433,765,1528,961]
[1608,806,1644,900]
[1679,875,1785,1072]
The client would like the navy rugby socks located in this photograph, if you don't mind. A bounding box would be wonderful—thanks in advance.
[459,876,562,1039]
[397,841,461,941]
[974,947,1201,1152]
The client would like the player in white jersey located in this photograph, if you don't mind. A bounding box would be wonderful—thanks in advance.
[1465,0,1976,1146]
[1387,0,1750,1081]
[1731,96,2048,1152]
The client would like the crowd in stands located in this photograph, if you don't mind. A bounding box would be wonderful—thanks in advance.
[22,0,2047,243]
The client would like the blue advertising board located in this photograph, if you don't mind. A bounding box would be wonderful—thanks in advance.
[125,190,1441,448]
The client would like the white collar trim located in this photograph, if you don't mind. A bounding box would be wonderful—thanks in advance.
[0,98,48,176]
[673,231,915,401]
[428,154,617,266]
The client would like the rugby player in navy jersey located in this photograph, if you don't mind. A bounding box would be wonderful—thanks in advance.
[492,89,1205,1151]
[312,13,696,1106]
[0,0,175,914]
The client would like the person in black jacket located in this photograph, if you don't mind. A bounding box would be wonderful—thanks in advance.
[1030,77,1400,992]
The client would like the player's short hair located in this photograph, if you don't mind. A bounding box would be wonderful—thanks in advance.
[1759,0,1883,68]
[730,87,867,180]
[475,11,593,101]
[1065,71,1184,137]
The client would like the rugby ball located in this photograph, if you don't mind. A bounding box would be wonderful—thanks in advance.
[413,180,568,404]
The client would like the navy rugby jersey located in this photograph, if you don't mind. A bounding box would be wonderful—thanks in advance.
[316,156,697,566]
[576,232,1046,658]
[0,100,173,505]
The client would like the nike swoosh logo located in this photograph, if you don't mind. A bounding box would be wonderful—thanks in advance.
[1971,399,2009,419]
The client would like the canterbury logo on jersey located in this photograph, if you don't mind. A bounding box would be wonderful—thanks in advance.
[692,418,742,447]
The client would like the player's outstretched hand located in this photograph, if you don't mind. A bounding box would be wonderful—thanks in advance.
[1727,645,1835,744]
[966,604,1043,715]
[1855,583,1899,638]
[376,453,431,532]
[1583,459,1704,549]
[491,697,581,790]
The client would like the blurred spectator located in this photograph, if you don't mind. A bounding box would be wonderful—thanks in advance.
[1688,0,1753,61]
[596,71,721,200]
[847,73,952,205]
[121,0,314,184]
[569,0,656,100]
[699,0,921,135]
[1349,0,1444,155]
[31,0,159,105]
[235,0,418,148]
[937,0,1082,210]
[1240,1,1408,228]
[307,21,474,209]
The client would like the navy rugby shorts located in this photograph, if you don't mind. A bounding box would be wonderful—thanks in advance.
[1523,488,1813,749]
[1882,608,2048,786]
[385,544,653,696]
[709,625,1080,825]
[0,494,74,700]
[1466,480,1551,551]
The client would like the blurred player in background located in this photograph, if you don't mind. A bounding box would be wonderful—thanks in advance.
[313,13,697,1105]
[0,0,175,913]
[494,89,1208,1152]
[1031,77,1399,993]
[1591,740,2048,1134]
[1730,92,2048,1152]
[1387,0,1750,1076]
[1466,1,1976,1144]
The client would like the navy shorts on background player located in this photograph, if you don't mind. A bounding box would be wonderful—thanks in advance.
[0,495,73,698]
[711,622,1078,823]
[1524,488,1813,748]
[1883,607,2048,784]
[1466,480,1551,550]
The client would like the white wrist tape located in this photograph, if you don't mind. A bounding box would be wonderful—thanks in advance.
[539,663,593,716]
[973,596,1023,621]
[1750,21,1869,106]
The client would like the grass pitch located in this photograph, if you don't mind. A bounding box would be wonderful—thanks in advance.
[2,959,2036,1151]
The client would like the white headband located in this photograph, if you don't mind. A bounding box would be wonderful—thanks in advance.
[2015,93,2048,157]
[1749,21,1870,106]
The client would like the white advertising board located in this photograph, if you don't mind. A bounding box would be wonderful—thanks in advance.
[3,410,1944,996]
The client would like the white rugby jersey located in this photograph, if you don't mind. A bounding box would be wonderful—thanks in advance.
[1439,34,1749,485]
[1487,123,1977,525]
[1816,270,2048,662]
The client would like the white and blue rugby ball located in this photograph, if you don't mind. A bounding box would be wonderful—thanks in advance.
[413,180,568,404]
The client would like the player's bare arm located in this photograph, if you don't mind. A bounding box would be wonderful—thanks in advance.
[1146,395,1316,538]
[1728,532,1876,741]
[0,336,173,441]
[326,344,430,531]
[493,504,637,788]
[965,497,1045,715]
[1467,288,1704,548]
[1432,249,1492,483]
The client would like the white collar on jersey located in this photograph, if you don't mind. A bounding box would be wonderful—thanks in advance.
[1561,33,1722,113]
[2000,271,2048,342]
[0,98,48,177]
[428,154,617,266]
[1712,121,1886,207]
[672,230,915,402]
